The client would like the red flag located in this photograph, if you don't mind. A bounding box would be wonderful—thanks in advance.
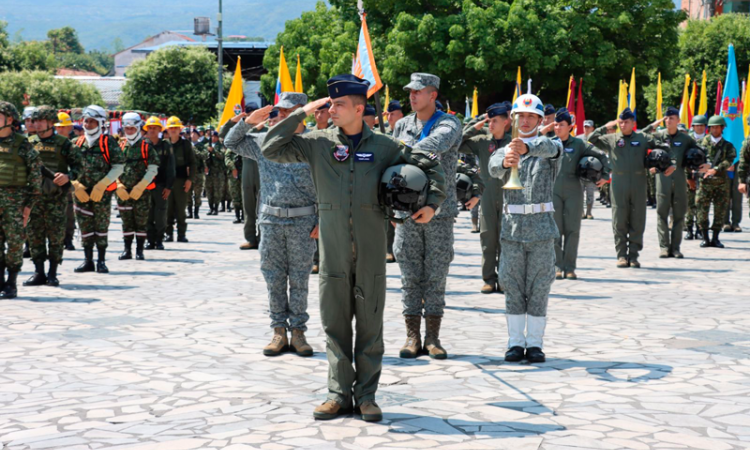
[715,80,723,115]
[576,78,586,136]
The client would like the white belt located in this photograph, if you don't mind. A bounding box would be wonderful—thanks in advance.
[260,204,317,218]
[504,202,554,214]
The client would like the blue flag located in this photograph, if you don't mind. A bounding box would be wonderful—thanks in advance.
[721,45,744,174]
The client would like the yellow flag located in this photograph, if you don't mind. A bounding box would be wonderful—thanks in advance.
[383,85,389,121]
[294,54,303,93]
[219,57,244,128]
[617,80,629,118]
[628,68,636,115]
[275,46,294,103]
[698,70,708,116]
[679,74,691,126]
[565,75,573,110]
[512,67,522,103]
[471,87,479,118]
[689,80,697,121]
[744,65,750,136]
[656,73,663,121]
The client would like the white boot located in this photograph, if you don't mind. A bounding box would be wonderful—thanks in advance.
[526,315,547,348]
[506,314,526,348]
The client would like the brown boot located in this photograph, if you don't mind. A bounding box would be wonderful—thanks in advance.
[617,257,628,268]
[565,271,577,280]
[480,282,495,294]
[290,329,313,356]
[424,315,447,359]
[313,400,351,420]
[263,327,288,356]
[356,400,383,422]
[399,315,422,358]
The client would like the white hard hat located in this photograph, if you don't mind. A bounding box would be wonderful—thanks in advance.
[122,112,143,129]
[82,105,108,122]
[512,94,545,118]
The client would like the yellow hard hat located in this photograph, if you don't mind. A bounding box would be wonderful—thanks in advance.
[55,112,73,127]
[144,116,163,130]
[166,116,183,129]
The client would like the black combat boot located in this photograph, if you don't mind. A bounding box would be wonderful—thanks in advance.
[119,237,133,260]
[685,225,694,240]
[135,238,146,260]
[23,259,47,286]
[194,206,200,219]
[696,228,703,239]
[75,248,95,272]
[220,201,226,212]
[164,233,174,242]
[700,229,711,248]
[177,234,188,243]
[233,208,242,224]
[46,261,59,287]
[155,239,165,250]
[187,207,193,219]
[1,270,19,299]
[96,248,109,273]
[23,242,30,258]
[64,237,76,251]
[711,230,724,248]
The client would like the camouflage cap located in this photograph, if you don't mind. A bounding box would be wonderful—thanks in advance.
[403,73,440,91]
[31,105,58,122]
[276,92,308,109]
[0,101,20,123]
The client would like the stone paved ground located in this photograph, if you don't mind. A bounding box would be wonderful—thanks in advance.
[0,200,749,450]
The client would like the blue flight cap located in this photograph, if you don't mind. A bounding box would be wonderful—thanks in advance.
[619,107,635,120]
[317,102,331,111]
[364,105,377,117]
[245,102,260,113]
[544,104,555,116]
[387,100,402,112]
[555,107,572,124]
[665,106,679,117]
[486,103,510,118]
[327,74,370,99]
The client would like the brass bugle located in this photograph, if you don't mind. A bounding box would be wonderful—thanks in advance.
[503,114,524,190]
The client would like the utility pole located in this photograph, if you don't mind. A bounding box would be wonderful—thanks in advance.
[217,0,224,109]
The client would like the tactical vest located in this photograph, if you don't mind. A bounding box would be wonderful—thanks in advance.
[0,133,29,187]
[34,136,65,173]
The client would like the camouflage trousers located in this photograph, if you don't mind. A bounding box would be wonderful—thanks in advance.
[74,193,113,249]
[394,217,454,317]
[259,218,317,331]
[224,177,231,202]
[205,173,226,205]
[686,187,698,227]
[117,194,151,240]
[187,174,205,209]
[647,171,656,199]
[228,173,243,209]
[0,188,28,271]
[27,194,67,263]
[500,238,555,317]
[697,179,730,231]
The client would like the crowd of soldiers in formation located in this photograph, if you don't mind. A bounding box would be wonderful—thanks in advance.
[0,70,747,423]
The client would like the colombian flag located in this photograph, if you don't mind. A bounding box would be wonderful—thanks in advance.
[274,46,295,104]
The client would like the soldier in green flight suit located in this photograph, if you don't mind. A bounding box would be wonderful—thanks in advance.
[261,74,447,423]
[460,102,512,293]
[551,108,609,279]
[696,115,737,248]
[589,107,669,268]
[0,101,42,298]
[643,107,704,258]
[686,115,708,240]
[165,116,196,242]
[24,106,78,287]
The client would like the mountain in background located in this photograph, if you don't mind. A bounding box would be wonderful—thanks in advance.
[2,0,320,52]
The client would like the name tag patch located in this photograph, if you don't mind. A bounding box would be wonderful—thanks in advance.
[630,141,640,146]
[354,152,374,162]
[564,147,574,153]
[674,141,683,146]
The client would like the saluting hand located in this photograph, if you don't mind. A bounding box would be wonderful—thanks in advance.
[246,105,273,126]
[303,97,331,116]
[474,117,488,131]
[231,112,247,123]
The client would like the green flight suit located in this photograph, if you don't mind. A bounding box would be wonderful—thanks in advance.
[459,125,510,285]
[648,129,699,253]
[553,136,610,272]
[589,127,668,260]
[262,108,446,408]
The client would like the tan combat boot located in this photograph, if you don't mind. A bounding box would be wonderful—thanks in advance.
[263,327,288,356]
[356,400,383,422]
[616,257,628,268]
[565,271,577,280]
[480,282,495,294]
[471,217,480,233]
[399,315,422,358]
[424,315,447,359]
[290,329,313,357]
[313,400,351,420]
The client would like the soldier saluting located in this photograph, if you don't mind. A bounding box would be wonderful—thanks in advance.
[261,74,447,423]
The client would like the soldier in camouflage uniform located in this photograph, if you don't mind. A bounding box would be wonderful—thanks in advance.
[70,105,124,274]
[188,129,207,219]
[115,113,159,261]
[686,115,708,239]
[487,94,563,364]
[224,92,317,358]
[205,132,226,215]
[696,116,736,248]
[0,101,42,298]
[24,106,78,287]
[225,144,244,223]
[392,73,462,360]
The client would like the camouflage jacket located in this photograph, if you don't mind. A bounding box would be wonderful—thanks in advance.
[0,132,43,207]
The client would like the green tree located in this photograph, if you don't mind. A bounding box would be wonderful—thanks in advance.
[121,46,221,124]
[0,70,103,110]
[0,21,16,71]
[10,41,57,71]
[47,26,84,55]
[644,13,750,122]
[265,0,685,125]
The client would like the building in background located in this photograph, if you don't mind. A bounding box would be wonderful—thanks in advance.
[680,0,750,20]
[54,76,126,109]
[113,31,195,77]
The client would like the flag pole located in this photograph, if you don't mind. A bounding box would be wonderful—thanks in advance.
[374,91,386,134]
